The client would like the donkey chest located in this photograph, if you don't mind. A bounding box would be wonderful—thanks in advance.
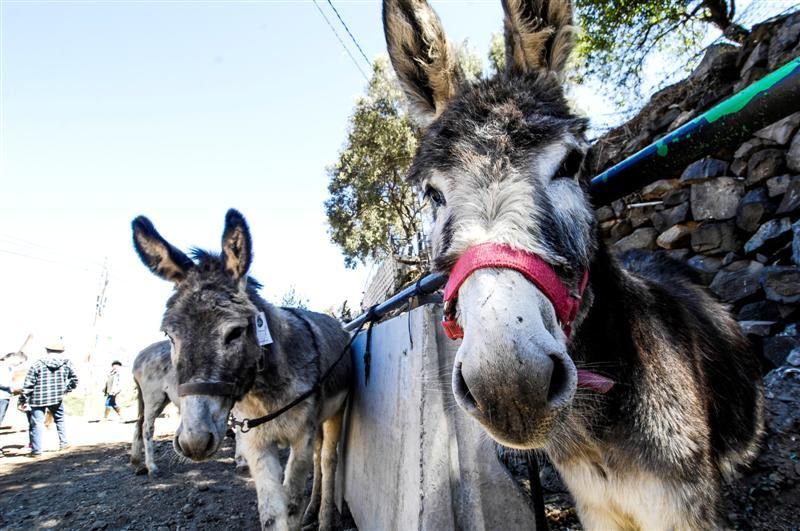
[556,459,685,530]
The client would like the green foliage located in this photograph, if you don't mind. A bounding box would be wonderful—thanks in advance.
[573,0,743,102]
[488,33,506,76]
[279,286,309,310]
[325,58,423,269]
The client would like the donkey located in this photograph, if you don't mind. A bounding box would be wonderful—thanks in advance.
[383,0,763,528]
[131,209,352,531]
[130,340,249,477]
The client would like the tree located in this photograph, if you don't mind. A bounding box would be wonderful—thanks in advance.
[325,58,424,269]
[279,286,309,310]
[573,0,747,101]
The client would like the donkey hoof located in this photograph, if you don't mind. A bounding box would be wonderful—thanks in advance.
[134,466,148,476]
[235,464,250,476]
[147,467,162,479]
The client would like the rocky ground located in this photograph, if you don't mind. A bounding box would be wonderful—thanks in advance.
[1,360,796,530]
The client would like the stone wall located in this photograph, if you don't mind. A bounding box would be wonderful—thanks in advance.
[588,12,800,369]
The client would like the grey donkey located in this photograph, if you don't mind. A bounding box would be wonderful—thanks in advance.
[383,0,763,528]
[131,209,352,531]
[129,340,247,477]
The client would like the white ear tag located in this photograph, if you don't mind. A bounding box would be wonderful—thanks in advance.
[255,312,273,346]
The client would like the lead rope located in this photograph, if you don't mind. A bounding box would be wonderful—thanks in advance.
[527,453,549,531]
[231,308,375,433]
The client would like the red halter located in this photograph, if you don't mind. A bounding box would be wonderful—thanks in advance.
[441,243,613,394]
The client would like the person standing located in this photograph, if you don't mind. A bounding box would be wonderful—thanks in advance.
[103,360,123,420]
[19,339,79,457]
[0,353,17,427]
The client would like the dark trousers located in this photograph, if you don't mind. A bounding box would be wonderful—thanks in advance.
[0,399,9,426]
[30,402,67,454]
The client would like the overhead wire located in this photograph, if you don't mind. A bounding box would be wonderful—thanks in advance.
[311,0,370,82]
[325,0,372,67]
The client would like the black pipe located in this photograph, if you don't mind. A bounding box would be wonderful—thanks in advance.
[589,56,800,205]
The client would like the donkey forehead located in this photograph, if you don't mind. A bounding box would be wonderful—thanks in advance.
[164,283,255,330]
[410,77,582,180]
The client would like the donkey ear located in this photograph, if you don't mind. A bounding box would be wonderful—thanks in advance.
[221,209,252,282]
[501,0,576,75]
[383,0,462,125]
[132,216,194,283]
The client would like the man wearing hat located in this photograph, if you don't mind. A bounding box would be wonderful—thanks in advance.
[19,339,79,457]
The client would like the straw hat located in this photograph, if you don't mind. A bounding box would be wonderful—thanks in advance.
[45,339,65,353]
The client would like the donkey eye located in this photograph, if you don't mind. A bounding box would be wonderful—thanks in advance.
[225,326,245,345]
[424,185,446,207]
[555,149,584,179]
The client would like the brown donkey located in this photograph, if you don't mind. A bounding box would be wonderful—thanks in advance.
[132,209,351,531]
[383,0,763,528]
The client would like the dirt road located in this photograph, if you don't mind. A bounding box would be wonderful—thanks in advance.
[0,417,260,531]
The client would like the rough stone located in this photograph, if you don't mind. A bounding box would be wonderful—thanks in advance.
[766,175,795,197]
[734,138,769,160]
[709,260,764,302]
[721,252,738,267]
[730,157,748,177]
[769,15,800,70]
[744,217,792,255]
[668,110,695,131]
[736,188,775,233]
[761,266,800,304]
[788,131,800,172]
[680,158,729,184]
[687,255,723,285]
[614,227,658,253]
[747,149,785,185]
[776,179,800,214]
[787,348,800,367]
[665,248,690,262]
[651,107,682,133]
[755,112,800,145]
[793,220,800,266]
[740,41,768,75]
[738,321,776,337]
[652,202,690,233]
[609,219,633,241]
[640,179,679,201]
[628,204,657,229]
[691,177,745,220]
[611,199,626,218]
[662,188,690,207]
[763,335,800,367]
[691,221,738,255]
[737,300,789,321]
[657,224,694,249]
[596,205,615,223]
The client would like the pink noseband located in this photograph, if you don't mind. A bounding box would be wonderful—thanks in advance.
[441,243,613,394]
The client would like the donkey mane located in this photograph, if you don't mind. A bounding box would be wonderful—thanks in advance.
[188,248,264,292]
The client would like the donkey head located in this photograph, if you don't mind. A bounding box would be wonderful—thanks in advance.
[132,209,261,460]
[385,0,595,449]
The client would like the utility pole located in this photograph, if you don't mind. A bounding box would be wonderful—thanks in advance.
[90,258,110,364]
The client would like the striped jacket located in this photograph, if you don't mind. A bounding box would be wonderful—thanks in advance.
[20,357,79,407]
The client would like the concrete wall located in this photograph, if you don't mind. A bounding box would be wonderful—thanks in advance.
[339,304,537,531]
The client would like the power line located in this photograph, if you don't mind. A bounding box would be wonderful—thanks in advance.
[311,0,369,82]
[326,0,371,67]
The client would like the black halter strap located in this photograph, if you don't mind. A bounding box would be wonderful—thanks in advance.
[229,308,374,432]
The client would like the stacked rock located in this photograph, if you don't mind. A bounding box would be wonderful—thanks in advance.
[590,12,800,369]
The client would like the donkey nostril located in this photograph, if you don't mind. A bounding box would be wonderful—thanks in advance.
[204,433,216,455]
[547,354,569,404]
[453,362,478,412]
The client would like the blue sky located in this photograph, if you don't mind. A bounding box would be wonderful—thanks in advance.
[0,0,507,357]
[0,0,782,359]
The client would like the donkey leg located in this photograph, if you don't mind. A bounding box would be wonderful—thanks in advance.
[284,429,315,531]
[234,427,250,476]
[130,386,145,471]
[240,436,289,531]
[318,410,344,531]
[143,394,169,477]
[302,427,323,526]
